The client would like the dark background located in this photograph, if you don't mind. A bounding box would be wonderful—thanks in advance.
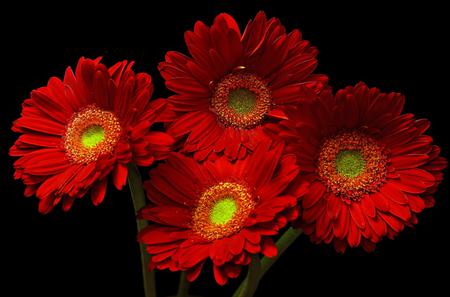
[2,0,449,296]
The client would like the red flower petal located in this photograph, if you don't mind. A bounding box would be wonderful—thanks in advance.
[388,201,411,221]
[370,192,390,212]
[112,163,128,190]
[23,150,69,176]
[223,263,242,279]
[228,234,245,256]
[242,229,261,245]
[379,213,404,233]
[302,181,326,209]
[334,205,350,239]
[91,179,108,206]
[261,237,277,257]
[390,154,429,170]
[316,211,332,238]
[326,193,341,220]
[361,195,376,218]
[347,222,361,247]
[140,206,191,228]
[407,194,426,213]
[244,240,261,254]
[380,183,408,205]
[177,245,210,269]
[349,203,366,229]
[213,265,228,286]
[186,261,205,282]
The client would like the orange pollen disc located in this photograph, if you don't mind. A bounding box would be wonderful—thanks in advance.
[63,105,122,164]
[192,182,257,241]
[211,72,271,129]
[317,130,388,201]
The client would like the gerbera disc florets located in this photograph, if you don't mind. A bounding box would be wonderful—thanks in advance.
[63,105,122,164]
[192,182,257,241]
[211,72,271,129]
[317,130,388,201]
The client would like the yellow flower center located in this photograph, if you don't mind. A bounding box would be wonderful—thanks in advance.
[209,197,238,225]
[336,150,366,177]
[228,88,257,115]
[63,105,122,164]
[81,125,105,148]
[192,182,257,241]
[317,130,388,201]
[211,73,271,129]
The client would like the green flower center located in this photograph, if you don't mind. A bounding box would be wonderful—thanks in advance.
[209,197,237,225]
[335,150,366,177]
[81,125,105,148]
[228,88,257,114]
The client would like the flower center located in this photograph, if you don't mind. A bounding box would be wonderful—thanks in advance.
[228,88,257,114]
[63,105,122,164]
[211,73,271,129]
[335,150,366,177]
[81,125,105,148]
[317,130,388,201]
[192,182,257,241]
[210,197,238,225]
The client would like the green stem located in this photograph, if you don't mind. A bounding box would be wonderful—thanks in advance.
[176,272,190,297]
[259,228,302,279]
[128,164,157,297]
[232,255,261,297]
[232,228,302,297]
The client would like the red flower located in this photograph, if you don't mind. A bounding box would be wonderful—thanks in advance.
[270,82,447,252]
[159,11,328,161]
[10,57,174,213]
[138,141,302,285]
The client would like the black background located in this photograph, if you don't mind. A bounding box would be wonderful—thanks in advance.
[2,1,449,296]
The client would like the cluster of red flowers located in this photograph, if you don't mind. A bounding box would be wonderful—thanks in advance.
[10,12,446,285]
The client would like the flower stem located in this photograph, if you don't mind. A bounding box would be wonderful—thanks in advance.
[259,228,302,279]
[232,228,302,297]
[232,255,261,297]
[176,272,190,297]
[128,164,157,297]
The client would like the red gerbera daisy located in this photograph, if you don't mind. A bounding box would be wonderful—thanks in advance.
[159,11,328,161]
[138,141,303,285]
[10,57,174,213]
[270,82,447,252]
